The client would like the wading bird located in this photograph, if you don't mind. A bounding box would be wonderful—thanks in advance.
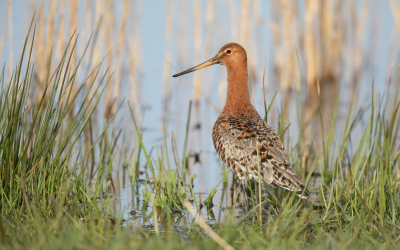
[173,43,309,207]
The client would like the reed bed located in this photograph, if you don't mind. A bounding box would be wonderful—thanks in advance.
[0,1,400,249]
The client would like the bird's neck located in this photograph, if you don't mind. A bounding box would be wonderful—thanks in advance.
[222,63,256,116]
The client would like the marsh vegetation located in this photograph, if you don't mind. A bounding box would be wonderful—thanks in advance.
[0,1,400,249]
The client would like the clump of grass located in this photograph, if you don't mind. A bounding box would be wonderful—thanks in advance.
[0,21,115,228]
[129,102,190,211]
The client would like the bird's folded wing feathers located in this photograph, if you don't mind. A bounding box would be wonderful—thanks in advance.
[213,115,309,198]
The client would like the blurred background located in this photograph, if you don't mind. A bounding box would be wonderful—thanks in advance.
[1,0,400,216]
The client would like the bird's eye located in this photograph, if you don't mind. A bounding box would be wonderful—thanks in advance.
[226,50,232,54]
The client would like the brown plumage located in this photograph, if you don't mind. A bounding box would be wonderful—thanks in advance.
[173,43,309,199]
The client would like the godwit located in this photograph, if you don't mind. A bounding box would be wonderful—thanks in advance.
[173,43,309,205]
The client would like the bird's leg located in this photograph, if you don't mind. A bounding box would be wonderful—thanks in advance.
[240,182,249,212]
[254,181,260,206]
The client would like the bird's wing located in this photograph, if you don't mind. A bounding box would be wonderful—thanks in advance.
[213,115,309,199]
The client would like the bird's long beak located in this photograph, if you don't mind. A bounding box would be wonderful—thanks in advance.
[172,54,221,77]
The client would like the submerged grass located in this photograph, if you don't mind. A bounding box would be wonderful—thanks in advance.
[1,27,400,250]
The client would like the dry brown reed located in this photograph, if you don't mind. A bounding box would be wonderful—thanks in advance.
[1,1,397,125]
[1,0,143,125]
